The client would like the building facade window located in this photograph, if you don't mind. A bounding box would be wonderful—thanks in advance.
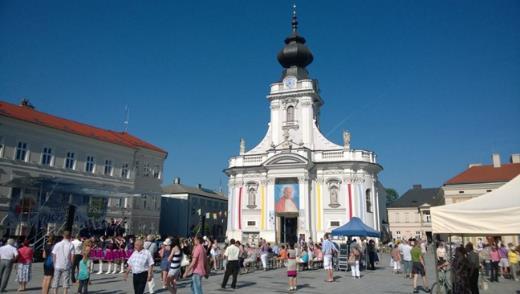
[121,163,129,178]
[85,156,95,173]
[65,152,75,169]
[41,147,53,166]
[15,142,28,161]
[396,231,401,239]
[104,160,113,176]
[286,106,295,122]
[366,189,372,212]
[0,137,4,158]
[143,162,150,177]
[153,165,160,179]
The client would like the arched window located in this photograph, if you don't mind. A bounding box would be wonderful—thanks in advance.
[286,106,295,122]
[366,189,372,212]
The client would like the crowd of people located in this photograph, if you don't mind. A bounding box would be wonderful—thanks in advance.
[0,230,518,294]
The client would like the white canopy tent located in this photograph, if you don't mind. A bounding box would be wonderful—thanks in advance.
[431,175,520,235]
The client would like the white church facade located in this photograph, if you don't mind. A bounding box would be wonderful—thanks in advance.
[225,11,385,244]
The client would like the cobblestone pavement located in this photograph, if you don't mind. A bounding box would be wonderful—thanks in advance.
[5,253,519,293]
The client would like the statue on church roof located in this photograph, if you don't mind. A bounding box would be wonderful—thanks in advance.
[240,138,246,154]
[343,130,351,150]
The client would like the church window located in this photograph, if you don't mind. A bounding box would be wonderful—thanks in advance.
[365,189,372,212]
[330,221,340,227]
[286,106,295,122]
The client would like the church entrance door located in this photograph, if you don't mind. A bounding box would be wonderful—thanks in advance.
[278,216,298,244]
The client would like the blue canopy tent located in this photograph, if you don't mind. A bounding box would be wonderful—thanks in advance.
[331,217,381,238]
[331,217,381,272]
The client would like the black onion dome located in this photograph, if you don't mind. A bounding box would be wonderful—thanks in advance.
[277,9,314,69]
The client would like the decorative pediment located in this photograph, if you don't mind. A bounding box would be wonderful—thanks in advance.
[263,153,309,168]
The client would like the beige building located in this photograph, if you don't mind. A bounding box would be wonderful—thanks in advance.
[442,153,520,244]
[387,185,444,242]
[443,153,520,204]
[0,99,167,238]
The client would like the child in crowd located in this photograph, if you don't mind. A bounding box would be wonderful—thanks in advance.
[78,249,92,294]
[287,243,298,291]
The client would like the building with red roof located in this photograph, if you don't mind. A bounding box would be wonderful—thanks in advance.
[0,99,168,238]
[443,153,520,205]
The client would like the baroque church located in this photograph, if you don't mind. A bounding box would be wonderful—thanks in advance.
[225,10,386,244]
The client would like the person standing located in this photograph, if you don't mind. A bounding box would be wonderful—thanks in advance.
[401,240,413,279]
[77,250,92,294]
[349,243,361,279]
[167,238,182,294]
[51,231,74,294]
[42,235,55,294]
[71,235,83,284]
[322,233,338,282]
[259,240,269,271]
[125,239,154,294]
[508,244,519,281]
[411,240,430,293]
[498,243,509,279]
[143,235,158,294]
[16,240,34,291]
[489,245,500,282]
[159,239,172,289]
[466,242,480,294]
[286,243,298,291]
[183,236,208,294]
[451,246,471,294]
[221,239,240,289]
[0,238,18,292]
[391,244,401,274]
[367,240,377,270]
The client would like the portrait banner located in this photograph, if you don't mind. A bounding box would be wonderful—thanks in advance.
[274,179,299,214]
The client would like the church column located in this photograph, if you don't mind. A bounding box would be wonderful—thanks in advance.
[265,177,276,242]
[316,177,324,238]
[270,101,281,146]
[300,97,313,147]
[298,176,309,239]
[372,180,379,231]
[227,179,235,235]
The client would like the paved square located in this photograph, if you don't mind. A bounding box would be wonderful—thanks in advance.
[5,253,518,293]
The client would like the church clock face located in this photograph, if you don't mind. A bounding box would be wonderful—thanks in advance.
[283,76,297,89]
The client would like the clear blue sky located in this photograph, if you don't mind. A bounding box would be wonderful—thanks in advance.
[1,1,519,195]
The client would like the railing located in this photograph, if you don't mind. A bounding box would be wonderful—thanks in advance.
[322,150,344,159]
[243,155,263,164]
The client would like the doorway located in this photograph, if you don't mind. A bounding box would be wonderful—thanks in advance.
[279,216,298,245]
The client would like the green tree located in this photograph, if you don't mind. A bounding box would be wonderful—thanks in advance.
[385,188,399,204]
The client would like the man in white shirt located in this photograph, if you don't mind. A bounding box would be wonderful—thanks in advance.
[0,238,18,292]
[125,239,154,294]
[322,233,338,282]
[52,231,74,294]
[70,235,83,284]
[401,240,413,279]
[221,239,240,289]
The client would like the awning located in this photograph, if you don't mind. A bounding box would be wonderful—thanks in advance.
[431,175,520,235]
[331,217,381,238]
[1,175,141,198]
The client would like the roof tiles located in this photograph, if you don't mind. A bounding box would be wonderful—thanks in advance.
[444,163,520,185]
[0,100,166,154]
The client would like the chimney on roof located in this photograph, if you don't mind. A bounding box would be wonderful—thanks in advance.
[468,163,482,168]
[173,177,181,184]
[511,154,520,164]
[492,153,501,168]
[413,184,422,190]
[20,99,35,109]
[197,184,202,189]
